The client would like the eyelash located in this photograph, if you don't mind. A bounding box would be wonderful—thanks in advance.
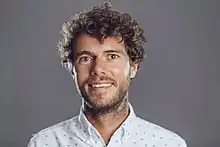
[78,56,92,63]
[78,54,120,63]
[107,54,120,60]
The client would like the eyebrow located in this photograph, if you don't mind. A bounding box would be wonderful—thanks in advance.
[75,50,96,59]
[103,50,125,55]
[75,49,126,59]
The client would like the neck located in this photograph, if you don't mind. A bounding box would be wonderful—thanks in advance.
[83,98,130,144]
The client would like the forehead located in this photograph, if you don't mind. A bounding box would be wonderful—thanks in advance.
[74,34,126,53]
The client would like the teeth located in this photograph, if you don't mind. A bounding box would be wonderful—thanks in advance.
[91,83,112,88]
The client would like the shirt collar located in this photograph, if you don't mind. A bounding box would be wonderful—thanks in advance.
[78,103,137,141]
[120,103,136,141]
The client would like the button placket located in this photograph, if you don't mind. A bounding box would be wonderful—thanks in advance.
[90,128,105,147]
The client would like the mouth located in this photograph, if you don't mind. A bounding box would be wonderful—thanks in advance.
[89,83,113,88]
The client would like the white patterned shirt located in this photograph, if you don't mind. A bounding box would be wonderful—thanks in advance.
[27,104,187,147]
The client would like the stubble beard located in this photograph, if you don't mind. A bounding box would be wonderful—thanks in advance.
[79,77,131,116]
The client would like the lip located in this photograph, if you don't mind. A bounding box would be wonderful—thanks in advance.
[88,83,114,87]
[88,81,114,86]
[87,81,114,90]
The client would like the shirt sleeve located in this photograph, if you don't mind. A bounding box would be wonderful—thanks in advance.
[27,135,37,147]
[26,133,45,147]
[179,137,187,147]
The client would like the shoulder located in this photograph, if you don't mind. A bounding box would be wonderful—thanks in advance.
[27,116,78,147]
[134,116,187,147]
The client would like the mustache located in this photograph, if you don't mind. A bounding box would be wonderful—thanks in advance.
[87,75,115,83]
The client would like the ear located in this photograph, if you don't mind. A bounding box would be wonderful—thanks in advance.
[71,69,75,79]
[69,63,75,79]
[129,62,139,79]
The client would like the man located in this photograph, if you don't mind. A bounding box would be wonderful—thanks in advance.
[28,3,187,147]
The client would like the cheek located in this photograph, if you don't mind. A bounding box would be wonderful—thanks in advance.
[108,61,130,79]
[123,61,131,77]
[74,66,90,85]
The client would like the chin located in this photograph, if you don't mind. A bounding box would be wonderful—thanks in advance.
[87,98,111,109]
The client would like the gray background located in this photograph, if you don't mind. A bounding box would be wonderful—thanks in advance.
[1,0,219,147]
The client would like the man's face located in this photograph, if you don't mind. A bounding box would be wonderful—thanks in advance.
[73,34,138,111]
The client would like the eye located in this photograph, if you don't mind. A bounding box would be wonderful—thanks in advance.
[78,56,92,64]
[107,54,119,60]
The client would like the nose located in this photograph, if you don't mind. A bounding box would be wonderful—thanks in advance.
[90,57,106,76]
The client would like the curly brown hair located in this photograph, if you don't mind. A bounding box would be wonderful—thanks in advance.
[57,2,146,72]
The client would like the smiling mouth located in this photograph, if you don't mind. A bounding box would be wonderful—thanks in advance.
[89,83,113,88]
